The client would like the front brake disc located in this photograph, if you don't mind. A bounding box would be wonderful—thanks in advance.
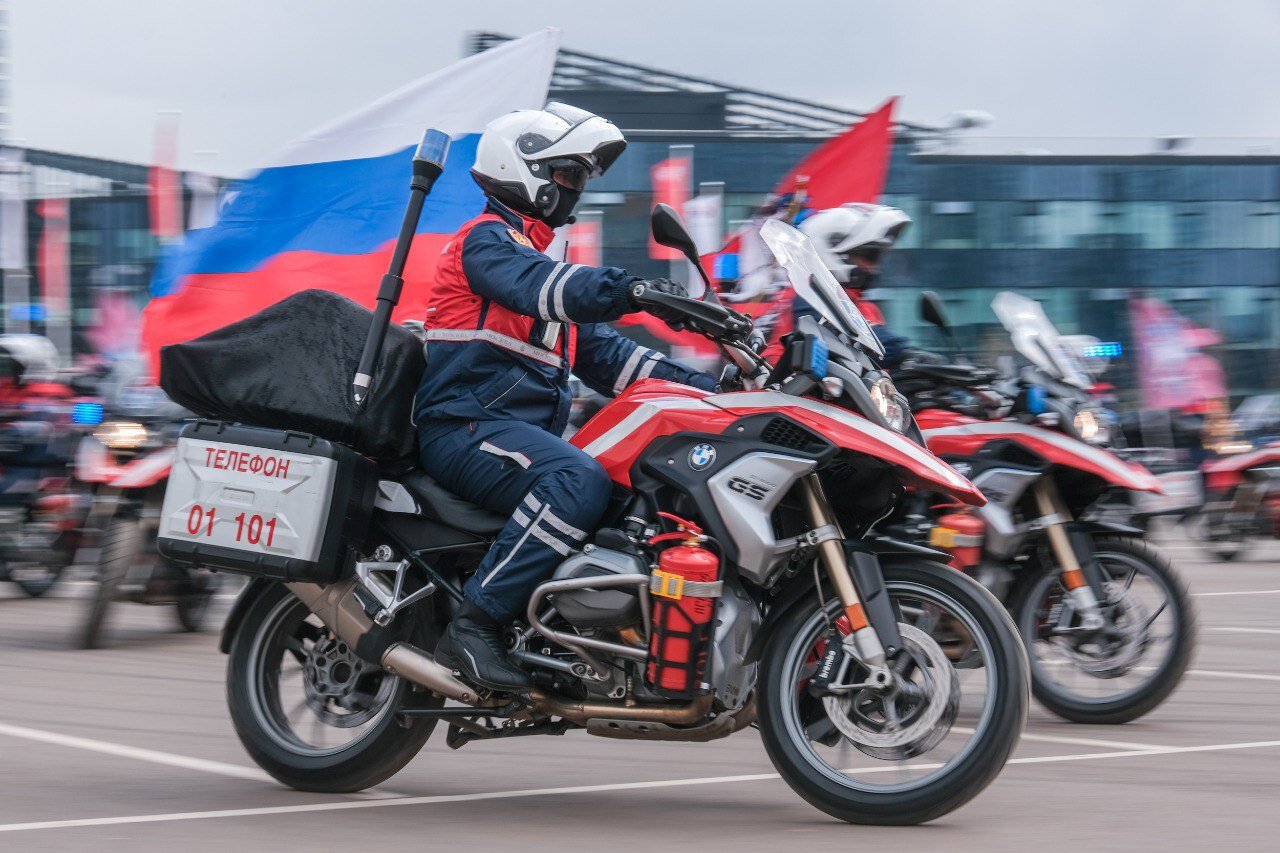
[822,623,960,760]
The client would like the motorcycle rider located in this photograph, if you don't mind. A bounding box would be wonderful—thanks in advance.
[763,203,912,366]
[414,102,716,691]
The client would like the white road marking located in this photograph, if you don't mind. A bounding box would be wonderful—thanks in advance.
[1006,731,1170,751]
[1192,589,1280,598]
[1210,627,1280,636]
[1188,669,1280,683]
[0,721,400,800]
[3,739,1280,834]
[0,722,273,782]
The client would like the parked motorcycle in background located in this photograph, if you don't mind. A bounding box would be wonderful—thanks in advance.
[76,377,217,648]
[890,292,1195,724]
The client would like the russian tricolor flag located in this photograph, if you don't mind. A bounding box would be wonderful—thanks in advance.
[142,29,561,370]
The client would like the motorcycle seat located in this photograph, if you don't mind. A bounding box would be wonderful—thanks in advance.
[396,470,507,536]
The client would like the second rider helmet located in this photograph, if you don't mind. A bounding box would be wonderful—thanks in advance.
[799,203,912,291]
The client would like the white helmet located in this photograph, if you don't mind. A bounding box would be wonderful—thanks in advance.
[798,203,911,287]
[0,334,59,384]
[471,102,626,226]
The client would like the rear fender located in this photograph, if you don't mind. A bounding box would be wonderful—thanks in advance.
[219,578,275,654]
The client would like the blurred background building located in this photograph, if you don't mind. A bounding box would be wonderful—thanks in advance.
[1,31,1279,401]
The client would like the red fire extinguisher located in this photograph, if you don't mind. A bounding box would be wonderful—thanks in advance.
[929,508,985,570]
[646,512,722,698]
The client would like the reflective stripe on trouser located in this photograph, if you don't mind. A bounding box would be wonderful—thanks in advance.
[417,418,613,623]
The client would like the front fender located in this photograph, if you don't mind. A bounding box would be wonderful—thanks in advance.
[747,545,951,664]
[219,578,275,654]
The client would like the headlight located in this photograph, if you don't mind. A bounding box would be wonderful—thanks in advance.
[94,420,148,450]
[1072,408,1111,446]
[870,377,908,433]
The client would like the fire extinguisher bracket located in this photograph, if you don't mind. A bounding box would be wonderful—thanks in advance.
[649,569,724,600]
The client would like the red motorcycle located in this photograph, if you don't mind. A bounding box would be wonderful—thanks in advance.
[890,292,1195,724]
[1197,443,1280,560]
[175,206,1028,825]
[75,396,218,649]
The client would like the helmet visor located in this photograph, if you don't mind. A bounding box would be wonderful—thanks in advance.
[841,245,885,271]
[547,158,592,192]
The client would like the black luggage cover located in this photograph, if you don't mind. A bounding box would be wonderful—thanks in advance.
[158,290,423,461]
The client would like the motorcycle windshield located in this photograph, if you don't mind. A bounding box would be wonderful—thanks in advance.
[991,291,1091,389]
[759,218,886,359]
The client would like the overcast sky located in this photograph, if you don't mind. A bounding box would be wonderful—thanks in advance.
[10,0,1280,174]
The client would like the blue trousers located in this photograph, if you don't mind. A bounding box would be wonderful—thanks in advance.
[417,419,613,623]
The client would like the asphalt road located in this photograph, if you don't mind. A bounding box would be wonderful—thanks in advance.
[1,526,1277,852]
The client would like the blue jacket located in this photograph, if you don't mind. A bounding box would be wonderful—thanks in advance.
[413,200,716,436]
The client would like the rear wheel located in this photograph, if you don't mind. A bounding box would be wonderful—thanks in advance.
[173,568,218,632]
[758,560,1028,825]
[226,582,438,792]
[1013,535,1195,724]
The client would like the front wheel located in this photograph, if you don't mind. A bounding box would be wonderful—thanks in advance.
[226,582,438,792]
[758,560,1028,825]
[1013,535,1195,724]
[78,516,138,649]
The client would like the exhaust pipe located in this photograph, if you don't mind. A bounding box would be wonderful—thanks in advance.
[529,691,713,725]
[286,580,479,704]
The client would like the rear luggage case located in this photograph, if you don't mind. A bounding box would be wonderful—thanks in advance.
[157,421,377,583]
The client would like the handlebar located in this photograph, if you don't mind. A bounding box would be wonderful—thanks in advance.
[629,282,753,340]
[897,358,999,388]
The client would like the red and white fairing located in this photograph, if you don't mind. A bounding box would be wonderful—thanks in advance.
[1201,442,1280,491]
[915,409,1162,494]
[571,380,983,505]
[75,439,174,489]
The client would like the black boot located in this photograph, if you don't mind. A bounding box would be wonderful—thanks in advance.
[435,600,533,692]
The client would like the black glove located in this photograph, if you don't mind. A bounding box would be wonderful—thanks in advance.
[631,278,693,331]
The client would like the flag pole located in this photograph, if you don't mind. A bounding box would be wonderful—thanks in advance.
[352,129,450,408]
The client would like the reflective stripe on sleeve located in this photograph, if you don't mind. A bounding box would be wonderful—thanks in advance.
[550,264,584,322]
[537,262,566,321]
[612,346,657,394]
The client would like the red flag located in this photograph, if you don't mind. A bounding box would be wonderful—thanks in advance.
[649,155,691,259]
[37,198,69,315]
[774,97,897,208]
[150,114,182,238]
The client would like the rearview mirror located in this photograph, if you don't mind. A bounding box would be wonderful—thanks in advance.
[650,203,714,301]
[919,291,951,330]
[651,203,698,257]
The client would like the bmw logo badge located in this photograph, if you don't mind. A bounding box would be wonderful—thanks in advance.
[688,443,717,470]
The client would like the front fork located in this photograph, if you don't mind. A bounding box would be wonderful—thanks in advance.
[1031,478,1106,630]
[798,474,900,686]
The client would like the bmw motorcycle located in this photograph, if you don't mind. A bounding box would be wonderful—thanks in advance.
[891,292,1195,724]
[163,202,1027,825]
